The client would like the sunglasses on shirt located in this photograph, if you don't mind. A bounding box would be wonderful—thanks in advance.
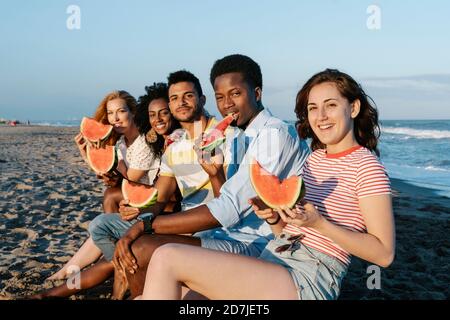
[275,233,305,253]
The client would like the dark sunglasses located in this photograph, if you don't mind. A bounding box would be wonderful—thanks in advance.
[275,234,305,253]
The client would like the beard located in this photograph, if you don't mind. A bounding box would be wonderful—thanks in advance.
[173,105,204,123]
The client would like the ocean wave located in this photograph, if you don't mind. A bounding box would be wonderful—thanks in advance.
[34,121,80,127]
[382,126,450,139]
[425,166,450,172]
[384,162,450,197]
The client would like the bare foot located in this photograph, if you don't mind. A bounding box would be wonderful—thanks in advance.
[46,269,68,281]
[111,268,128,300]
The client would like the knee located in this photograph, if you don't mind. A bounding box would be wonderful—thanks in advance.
[129,237,175,268]
[130,236,154,265]
[148,243,182,271]
[88,214,115,241]
[103,187,122,213]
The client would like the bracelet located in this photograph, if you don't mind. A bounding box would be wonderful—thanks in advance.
[266,215,280,225]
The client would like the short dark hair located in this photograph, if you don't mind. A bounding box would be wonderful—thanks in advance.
[210,54,263,90]
[167,70,203,97]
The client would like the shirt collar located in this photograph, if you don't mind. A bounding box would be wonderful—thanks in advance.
[244,107,273,134]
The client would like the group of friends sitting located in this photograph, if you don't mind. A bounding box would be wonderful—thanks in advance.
[32,54,395,300]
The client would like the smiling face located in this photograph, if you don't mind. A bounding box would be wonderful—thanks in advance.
[307,82,360,153]
[213,72,261,128]
[168,81,204,123]
[148,98,172,136]
[106,98,134,134]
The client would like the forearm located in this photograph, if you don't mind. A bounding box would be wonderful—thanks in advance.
[209,171,226,197]
[153,204,221,234]
[265,216,286,236]
[125,204,221,241]
[140,201,167,216]
[314,219,395,267]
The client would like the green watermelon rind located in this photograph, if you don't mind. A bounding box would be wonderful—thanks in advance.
[80,117,113,143]
[200,136,226,152]
[86,145,118,174]
[199,113,235,152]
[249,159,303,209]
[121,180,158,209]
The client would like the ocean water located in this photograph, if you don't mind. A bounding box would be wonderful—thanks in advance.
[288,120,450,198]
[33,119,81,127]
[36,119,450,197]
[379,120,450,198]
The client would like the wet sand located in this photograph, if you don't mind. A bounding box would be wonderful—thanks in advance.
[0,126,449,300]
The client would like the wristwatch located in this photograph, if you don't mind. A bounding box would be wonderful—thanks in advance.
[137,212,156,234]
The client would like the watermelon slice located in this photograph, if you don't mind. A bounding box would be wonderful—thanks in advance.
[122,179,158,208]
[86,144,117,174]
[80,117,113,143]
[200,113,236,152]
[249,158,305,209]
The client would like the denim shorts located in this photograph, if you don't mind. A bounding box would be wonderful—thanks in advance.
[258,233,348,300]
[89,214,266,261]
[196,229,265,258]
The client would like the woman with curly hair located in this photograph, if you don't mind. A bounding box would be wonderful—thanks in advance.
[137,69,395,300]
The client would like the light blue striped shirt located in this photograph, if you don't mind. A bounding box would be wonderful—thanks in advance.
[204,108,310,248]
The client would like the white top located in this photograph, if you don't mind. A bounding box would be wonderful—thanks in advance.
[116,134,160,184]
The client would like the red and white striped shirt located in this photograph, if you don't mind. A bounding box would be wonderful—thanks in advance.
[284,145,391,266]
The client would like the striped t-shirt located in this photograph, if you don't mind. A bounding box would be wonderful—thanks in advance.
[283,145,391,266]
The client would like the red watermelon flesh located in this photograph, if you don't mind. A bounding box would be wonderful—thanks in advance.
[86,145,117,174]
[249,158,304,209]
[200,113,236,152]
[122,179,158,208]
[80,117,113,143]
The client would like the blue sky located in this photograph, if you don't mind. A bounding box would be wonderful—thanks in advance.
[1,0,450,121]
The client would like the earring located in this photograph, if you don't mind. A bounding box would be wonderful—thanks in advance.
[146,128,158,143]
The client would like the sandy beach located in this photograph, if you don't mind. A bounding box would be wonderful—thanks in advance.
[0,125,449,300]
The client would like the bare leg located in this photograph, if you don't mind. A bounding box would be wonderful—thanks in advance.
[103,186,123,213]
[47,237,102,281]
[124,234,201,299]
[30,259,114,299]
[111,260,129,300]
[141,244,299,300]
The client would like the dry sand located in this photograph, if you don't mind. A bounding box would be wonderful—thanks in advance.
[0,125,449,300]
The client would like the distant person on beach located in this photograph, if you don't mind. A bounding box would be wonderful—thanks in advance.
[137,69,396,300]
[108,54,310,298]
[43,89,169,283]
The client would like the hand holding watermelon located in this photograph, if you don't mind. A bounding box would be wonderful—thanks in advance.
[248,197,279,223]
[74,133,89,163]
[194,136,225,178]
[118,199,141,221]
[98,172,121,188]
[276,202,324,229]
